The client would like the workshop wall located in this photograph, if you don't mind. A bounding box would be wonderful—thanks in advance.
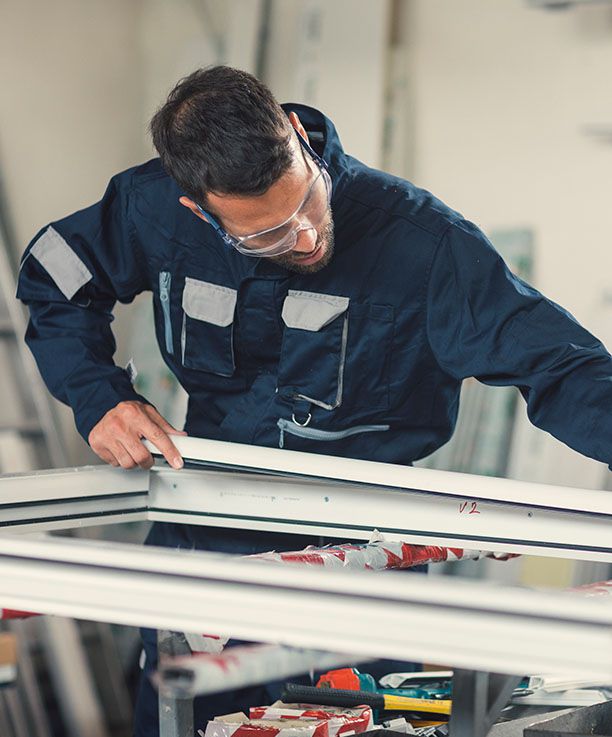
[0,0,257,464]
[0,0,146,251]
[408,0,612,490]
[2,0,611,489]
[0,0,146,465]
[264,0,390,169]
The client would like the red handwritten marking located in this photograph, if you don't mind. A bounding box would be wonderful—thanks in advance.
[459,501,481,514]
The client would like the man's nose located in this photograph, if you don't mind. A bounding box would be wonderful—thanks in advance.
[293,227,318,254]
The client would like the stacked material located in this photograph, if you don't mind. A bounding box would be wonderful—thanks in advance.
[185,538,505,654]
[201,704,374,737]
[250,702,374,737]
[248,542,483,570]
[201,713,329,737]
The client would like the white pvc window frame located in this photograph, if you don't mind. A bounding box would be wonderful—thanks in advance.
[0,533,611,679]
[0,437,611,678]
[0,436,611,561]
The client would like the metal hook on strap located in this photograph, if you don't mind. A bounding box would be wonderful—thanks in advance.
[291,412,312,427]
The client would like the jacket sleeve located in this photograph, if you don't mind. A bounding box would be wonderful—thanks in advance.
[16,172,151,442]
[427,218,612,465]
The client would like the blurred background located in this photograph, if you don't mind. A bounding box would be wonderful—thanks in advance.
[0,0,611,734]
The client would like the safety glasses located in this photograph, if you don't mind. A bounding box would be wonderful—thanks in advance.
[197,132,332,258]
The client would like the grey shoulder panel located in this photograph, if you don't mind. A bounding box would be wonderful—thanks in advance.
[30,226,93,300]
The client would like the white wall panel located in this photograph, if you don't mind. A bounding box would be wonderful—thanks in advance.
[265,0,391,168]
[409,0,612,489]
[0,0,146,465]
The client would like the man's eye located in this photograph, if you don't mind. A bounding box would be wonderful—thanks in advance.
[248,226,293,247]
[303,174,326,209]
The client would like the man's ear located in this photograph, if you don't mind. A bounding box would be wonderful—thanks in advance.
[179,195,208,222]
[288,112,309,145]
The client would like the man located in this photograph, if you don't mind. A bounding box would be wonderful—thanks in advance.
[17,66,612,734]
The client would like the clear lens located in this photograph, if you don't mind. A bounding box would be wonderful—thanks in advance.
[300,169,330,224]
[233,168,332,258]
[232,229,299,257]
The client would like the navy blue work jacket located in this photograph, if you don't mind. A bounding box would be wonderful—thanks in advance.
[16,105,612,467]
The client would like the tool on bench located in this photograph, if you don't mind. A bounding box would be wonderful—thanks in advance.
[317,668,452,701]
[281,683,452,719]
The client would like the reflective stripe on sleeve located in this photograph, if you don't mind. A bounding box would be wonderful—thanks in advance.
[30,226,93,300]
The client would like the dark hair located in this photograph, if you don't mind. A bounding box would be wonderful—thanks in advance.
[149,66,294,205]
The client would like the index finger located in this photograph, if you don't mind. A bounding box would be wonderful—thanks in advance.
[139,418,183,469]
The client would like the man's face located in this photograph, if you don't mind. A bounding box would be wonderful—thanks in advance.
[180,121,335,274]
[269,210,334,274]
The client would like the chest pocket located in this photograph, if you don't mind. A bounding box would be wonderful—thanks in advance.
[277,290,394,413]
[277,290,349,410]
[181,277,237,376]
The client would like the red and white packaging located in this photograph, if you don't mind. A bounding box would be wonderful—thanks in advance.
[184,534,519,655]
[0,609,37,620]
[248,540,483,571]
[249,702,373,737]
[201,713,330,737]
[184,632,229,655]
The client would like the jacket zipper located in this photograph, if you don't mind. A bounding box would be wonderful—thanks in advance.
[159,271,174,355]
[277,418,389,449]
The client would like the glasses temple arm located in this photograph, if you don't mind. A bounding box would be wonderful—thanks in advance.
[295,130,329,170]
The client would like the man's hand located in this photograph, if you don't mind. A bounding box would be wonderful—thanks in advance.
[88,401,186,470]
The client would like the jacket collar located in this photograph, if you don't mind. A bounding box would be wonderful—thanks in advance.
[281,103,351,207]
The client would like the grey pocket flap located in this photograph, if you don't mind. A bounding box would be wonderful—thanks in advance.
[282,290,349,331]
[182,277,237,327]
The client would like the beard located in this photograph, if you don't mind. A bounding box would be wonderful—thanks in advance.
[270,213,335,274]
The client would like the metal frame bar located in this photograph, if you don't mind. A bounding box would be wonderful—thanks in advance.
[0,534,610,679]
[149,437,612,515]
[1,437,611,561]
[149,437,612,563]
[157,631,193,737]
[449,670,522,737]
[149,465,612,562]
[0,465,148,532]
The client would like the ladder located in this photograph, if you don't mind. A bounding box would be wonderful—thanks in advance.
[0,196,66,470]
[0,183,132,737]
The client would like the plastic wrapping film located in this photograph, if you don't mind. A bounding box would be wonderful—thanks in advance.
[185,536,518,653]
[250,702,374,737]
[185,631,229,654]
[247,540,484,570]
[157,643,364,698]
[570,580,612,597]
